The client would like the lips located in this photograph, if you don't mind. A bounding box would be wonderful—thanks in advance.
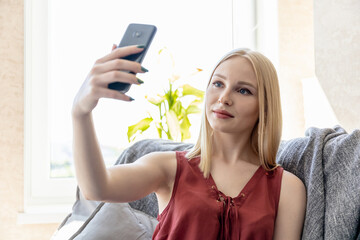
[213,109,234,118]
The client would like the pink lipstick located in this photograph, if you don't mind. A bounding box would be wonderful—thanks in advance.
[213,109,234,119]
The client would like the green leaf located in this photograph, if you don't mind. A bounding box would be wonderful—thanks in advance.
[184,99,203,115]
[165,110,181,141]
[186,104,202,115]
[181,84,204,99]
[172,89,179,103]
[165,88,173,109]
[155,122,163,139]
[189,99,203,106]
[179,107,186,120]
[180,115,191,140]
[171,101,183,117]
[127,117,153,142]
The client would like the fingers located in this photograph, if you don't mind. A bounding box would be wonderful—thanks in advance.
[84,44,147,104]
[73,45,142,116]
[90,70,141,88]
[92,87,134,102]
[92,58,145,75]
[97,45,144,64]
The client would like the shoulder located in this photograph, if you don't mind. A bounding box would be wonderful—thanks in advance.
[137,151,178,182]
[279,170,306,208]
[273,170,306,239]
[137,151,177,168]
[280,170,306,198]
[141,151,177,161]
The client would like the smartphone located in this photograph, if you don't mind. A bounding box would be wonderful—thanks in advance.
[108,23,157,93]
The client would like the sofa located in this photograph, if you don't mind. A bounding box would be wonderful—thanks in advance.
[51,126,360,240]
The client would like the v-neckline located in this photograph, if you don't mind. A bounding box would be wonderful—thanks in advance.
[207,165,264,200]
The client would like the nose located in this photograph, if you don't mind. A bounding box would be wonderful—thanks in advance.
[218,91,233,105]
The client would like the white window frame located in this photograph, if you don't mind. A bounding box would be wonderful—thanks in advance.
[22,0,278,224]
[22,0,77,224]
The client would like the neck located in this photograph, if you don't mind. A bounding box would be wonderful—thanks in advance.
[211,131,259,166]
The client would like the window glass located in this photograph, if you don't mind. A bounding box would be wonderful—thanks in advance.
[48,0,235,178]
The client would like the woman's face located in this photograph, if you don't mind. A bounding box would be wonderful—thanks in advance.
[205,56,259,136]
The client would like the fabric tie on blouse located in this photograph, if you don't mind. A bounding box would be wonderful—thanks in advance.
[218,193,240,240]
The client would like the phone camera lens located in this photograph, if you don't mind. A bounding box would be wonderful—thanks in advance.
[133,31,142,38]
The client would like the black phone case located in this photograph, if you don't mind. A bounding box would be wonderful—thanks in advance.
[108,23,157,93]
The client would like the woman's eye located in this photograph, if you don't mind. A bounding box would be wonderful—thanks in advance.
[238,88,252,95]
[213,82,223,88]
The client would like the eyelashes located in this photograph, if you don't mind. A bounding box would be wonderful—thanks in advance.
[213,81,223,88]
[212,81,253,95]
[238,88,252,95]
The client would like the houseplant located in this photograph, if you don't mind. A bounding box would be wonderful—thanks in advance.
[127,48,204,142]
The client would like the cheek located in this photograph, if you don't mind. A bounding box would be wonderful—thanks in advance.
[249,100,259,113]
[239,100,259,119]
[205,88,216,106]
[205,91,216,118]
[251,103,260,120]
[206,86,220,99]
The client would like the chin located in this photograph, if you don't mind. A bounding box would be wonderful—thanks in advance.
[210,124,237,134]
[209,120,253,136]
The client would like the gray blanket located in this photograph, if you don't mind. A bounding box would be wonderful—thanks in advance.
[59,126,360,240]
[277,126,360,239]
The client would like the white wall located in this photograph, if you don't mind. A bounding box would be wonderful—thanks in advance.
[314,0,360,132]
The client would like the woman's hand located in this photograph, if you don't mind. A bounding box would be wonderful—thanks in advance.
[72,44,147,117]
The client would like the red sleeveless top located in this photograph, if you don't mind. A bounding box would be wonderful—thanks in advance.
[152,151,284,240]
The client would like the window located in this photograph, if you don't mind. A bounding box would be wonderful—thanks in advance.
[24,0,275,222]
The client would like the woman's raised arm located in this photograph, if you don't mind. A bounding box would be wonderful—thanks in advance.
[71,45,173,202]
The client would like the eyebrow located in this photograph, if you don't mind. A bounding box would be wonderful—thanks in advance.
[213,73,257,89]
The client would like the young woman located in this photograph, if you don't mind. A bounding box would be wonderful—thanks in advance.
[72,45,306,239]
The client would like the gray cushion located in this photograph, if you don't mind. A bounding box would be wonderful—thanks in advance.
[72,202,157,240]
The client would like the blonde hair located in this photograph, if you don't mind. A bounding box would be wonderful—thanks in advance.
[186,48,282,178]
